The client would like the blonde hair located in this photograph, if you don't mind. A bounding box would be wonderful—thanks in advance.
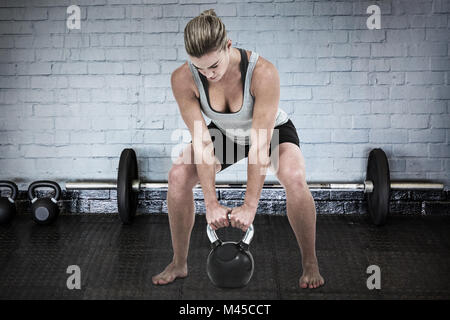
[184,9,228,58]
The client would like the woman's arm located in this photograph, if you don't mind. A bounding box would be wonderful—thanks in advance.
[171,65,219,208]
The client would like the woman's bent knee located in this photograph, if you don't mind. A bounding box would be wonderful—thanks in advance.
[168,164,198,188]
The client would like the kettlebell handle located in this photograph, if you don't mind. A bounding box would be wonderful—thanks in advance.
[27,180,61,203]
[207,223,254,248]
[0,181,19,202]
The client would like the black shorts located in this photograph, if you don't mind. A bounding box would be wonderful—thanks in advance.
[205,119,300,172]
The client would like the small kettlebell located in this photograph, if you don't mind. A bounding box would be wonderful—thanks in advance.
[27,180,61,225]
[206,219,255,288]
[0,181,19,225]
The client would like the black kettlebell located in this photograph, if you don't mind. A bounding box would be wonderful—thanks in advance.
[206,219,255,288]
[0,181,19,225]
[27,180,61,225]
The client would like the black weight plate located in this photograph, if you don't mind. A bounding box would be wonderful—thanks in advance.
[366,148,390,226]
[117,148,138,224]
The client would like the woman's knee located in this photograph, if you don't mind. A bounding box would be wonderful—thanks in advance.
[278,168,307,190]
[168,164,198,188]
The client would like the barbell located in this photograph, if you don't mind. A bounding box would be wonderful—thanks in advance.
[65,148,444,226]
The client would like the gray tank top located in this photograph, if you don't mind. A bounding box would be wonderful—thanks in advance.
[187,49,289,146]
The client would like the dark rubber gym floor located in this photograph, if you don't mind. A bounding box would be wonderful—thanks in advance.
[0,213,449,300]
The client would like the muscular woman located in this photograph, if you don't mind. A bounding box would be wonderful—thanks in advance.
[152,9,324,289]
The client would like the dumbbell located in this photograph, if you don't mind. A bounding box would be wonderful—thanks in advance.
[0,181,19,225]
[28,180,61,225]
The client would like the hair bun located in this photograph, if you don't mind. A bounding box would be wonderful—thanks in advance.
[200,9,217,17]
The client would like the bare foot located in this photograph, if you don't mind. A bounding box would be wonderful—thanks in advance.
[300,261,325,289]
[152,261,188,285]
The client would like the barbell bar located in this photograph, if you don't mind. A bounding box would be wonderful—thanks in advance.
[65,180,444,193]
[65,148,444,226]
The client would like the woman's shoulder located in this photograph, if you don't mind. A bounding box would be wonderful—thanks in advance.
[171,62,200,99]
[250,53,278,96]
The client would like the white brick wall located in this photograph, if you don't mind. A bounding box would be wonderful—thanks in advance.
[0,0,448,189]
